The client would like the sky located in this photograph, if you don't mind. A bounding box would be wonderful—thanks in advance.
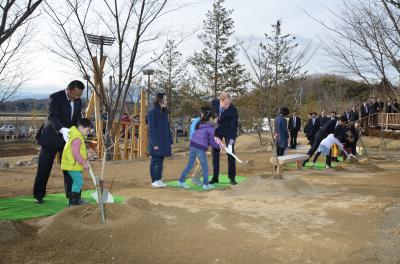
[17,0,343,99]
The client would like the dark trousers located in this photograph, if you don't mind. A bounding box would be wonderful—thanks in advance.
[150,155,165,182]
[305,131,327,163]
[289,130,299,149]
[312,151,332,167]
[33,146,72,199]
[350,142,357,155]
[276,144,285,156]
[212,137,236,181]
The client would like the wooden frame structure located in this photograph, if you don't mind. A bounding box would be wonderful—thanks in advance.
[84,48,148,161]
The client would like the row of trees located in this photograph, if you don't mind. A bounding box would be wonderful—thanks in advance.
[1,0,400,153]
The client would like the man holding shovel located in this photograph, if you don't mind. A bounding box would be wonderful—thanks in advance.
[210,92,239,185]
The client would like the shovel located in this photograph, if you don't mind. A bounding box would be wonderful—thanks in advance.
[223,146,249,164]
[88,163,114,204]
[342,149,358,163]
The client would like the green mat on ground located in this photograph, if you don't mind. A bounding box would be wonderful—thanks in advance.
[166,174,247,191]
[286,157,344,170]
[0,190,124,221]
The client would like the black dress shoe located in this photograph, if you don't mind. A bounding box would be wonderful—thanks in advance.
[230,179,237,185]
[209,179,219,184]
[34,197,43,204]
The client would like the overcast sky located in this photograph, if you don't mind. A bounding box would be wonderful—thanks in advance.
[19,0,342,98]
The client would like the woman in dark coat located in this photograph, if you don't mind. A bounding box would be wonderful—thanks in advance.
[148,93,173,188]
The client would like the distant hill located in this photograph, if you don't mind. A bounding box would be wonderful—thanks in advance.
[0,98,48,112]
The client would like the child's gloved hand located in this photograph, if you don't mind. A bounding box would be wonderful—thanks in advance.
[83,162,89,170]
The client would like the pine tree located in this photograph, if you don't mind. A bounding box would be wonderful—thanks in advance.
[154,39,187,118]
[191,0,248,98]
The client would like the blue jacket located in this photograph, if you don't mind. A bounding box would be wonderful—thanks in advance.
[275,114,289,148]
[190,123,220,151]
[211,99,238,142]
[148,105,173,157]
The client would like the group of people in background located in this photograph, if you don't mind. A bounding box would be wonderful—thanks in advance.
[275,105,362,170]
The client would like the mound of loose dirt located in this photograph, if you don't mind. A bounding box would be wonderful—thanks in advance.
[225,175,318,197]
[4,198,268,264]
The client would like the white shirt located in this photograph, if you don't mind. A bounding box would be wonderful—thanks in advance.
[320,134,344,150]
[65,89,74,121]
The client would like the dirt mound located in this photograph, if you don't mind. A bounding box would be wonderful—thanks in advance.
[235,134,262,152]
[0,220,35,242]
[225,175,317,197]
[5,201,268,264]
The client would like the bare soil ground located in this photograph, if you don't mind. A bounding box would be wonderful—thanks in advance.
[0,133,400,264]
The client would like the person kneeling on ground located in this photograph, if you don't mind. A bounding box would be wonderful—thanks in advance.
[310,132,345,169]
[178,110,223,190]
[61,118,92,206]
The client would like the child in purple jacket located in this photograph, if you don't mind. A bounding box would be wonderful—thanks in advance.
[178,110,222,190]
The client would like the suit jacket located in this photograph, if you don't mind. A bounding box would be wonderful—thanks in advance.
[36,90,83,151]
[306,118,320,137]
[343,111,351,121]
[360,104,369,117]
[368,103,377,114]
[211,99,238,142]
[275,114,289,148]
[349,110,359,122]
[318,115,330,127]
[288,116,301,132]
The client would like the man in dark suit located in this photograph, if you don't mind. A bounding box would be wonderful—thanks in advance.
[288,111,301,149]
[306,112,320,146]
[210,92,238,185]
[318,110,329,128]
[342,108,351,122]
[33,80,85,203]
[349,106,359,122]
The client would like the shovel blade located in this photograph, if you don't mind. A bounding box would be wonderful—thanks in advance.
[91,190,115,204]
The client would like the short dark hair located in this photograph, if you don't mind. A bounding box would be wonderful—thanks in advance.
[279,107,289,116]
[338,116,347,122]
[67,80,85,90]
[154,92,166,107]
[77,118,92,128]
[200,105,211,114]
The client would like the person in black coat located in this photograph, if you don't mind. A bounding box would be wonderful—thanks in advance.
[369,97,377,115]
[210,92,239,185]
[360,101,369,118]
[349,106,359,122]
[318,111,330,128]
[33,80,85,204]
[306,112,320,146]
[377,98,384,112]
[288,111,301,149]
[303,112,312,141]
[349,122,360,155]
[342,109,351,122]
[148,93,173,188]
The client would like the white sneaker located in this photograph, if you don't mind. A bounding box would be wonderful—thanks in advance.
[151,181,163,188]
[177,181,190,189]
[159,180,167,187]
[203,184,215,190]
